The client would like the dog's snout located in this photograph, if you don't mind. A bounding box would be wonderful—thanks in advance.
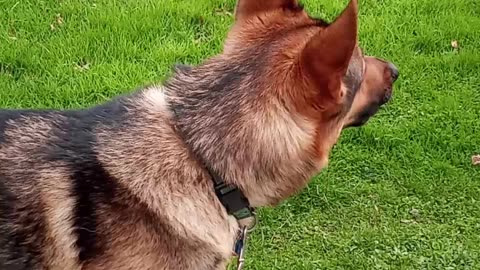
[388,62,399,82]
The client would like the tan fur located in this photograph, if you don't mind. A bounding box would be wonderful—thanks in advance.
[38,166,81,270]
[1,116,54,153]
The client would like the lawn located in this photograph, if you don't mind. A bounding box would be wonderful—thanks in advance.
[1,0,479,269]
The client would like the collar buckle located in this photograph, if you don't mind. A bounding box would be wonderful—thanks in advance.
[214,182,255,221]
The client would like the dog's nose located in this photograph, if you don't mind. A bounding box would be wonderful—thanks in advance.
[388,62,399,82]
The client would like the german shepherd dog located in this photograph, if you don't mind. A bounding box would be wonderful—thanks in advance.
[0,0,399,269]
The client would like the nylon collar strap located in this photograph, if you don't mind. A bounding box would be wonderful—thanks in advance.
[205,166,255,221]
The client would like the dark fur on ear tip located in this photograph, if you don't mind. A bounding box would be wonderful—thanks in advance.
[288,1,304,12]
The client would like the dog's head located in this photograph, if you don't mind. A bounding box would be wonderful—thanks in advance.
[166,0,398,206]
[227,0,398,135]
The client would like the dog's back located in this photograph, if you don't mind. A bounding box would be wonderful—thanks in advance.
[0,109,61,268]
[0,101,130,269]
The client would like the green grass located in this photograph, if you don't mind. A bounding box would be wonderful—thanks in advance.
[1,0,480,269]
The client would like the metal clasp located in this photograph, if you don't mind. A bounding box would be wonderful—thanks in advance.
[233,213,257,270]
[235,226,249,270]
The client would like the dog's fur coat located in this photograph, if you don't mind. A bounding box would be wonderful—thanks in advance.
[0,0,398,269]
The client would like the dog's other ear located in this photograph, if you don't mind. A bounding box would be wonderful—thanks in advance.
[234,0,299,21]
[300,0,358,100]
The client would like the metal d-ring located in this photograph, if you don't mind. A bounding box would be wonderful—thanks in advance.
[246,211,257,232]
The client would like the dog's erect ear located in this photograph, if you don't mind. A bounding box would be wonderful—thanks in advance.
[300,0,358,99]
[234,0,299,20]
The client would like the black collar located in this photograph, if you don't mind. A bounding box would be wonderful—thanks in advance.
[204,166,255,221]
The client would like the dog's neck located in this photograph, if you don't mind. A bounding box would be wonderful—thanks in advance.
[163,60,324,207]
